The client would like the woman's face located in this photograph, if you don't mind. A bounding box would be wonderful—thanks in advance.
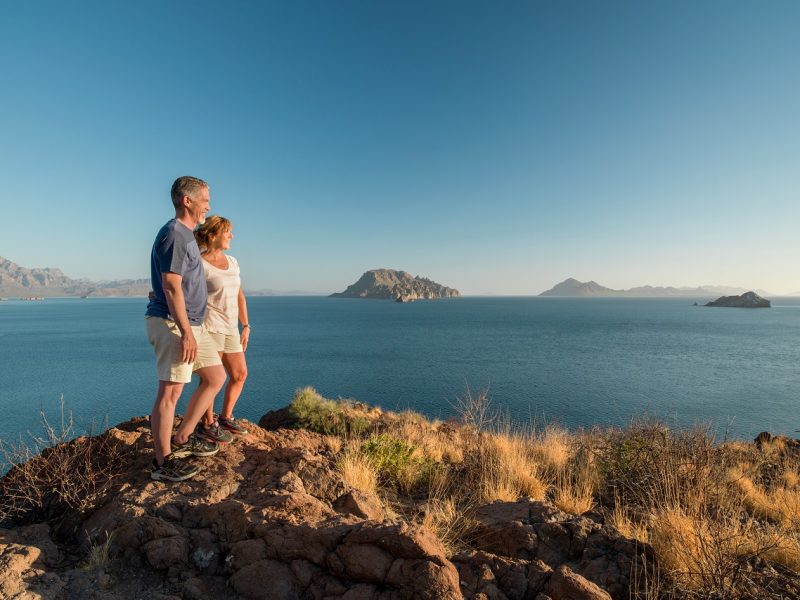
[212,228,233,251]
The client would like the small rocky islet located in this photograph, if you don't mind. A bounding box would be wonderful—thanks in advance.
[705,291,771,308]
[330,269,460,302]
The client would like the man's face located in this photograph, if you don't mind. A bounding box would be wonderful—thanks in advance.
[185,186,211,226]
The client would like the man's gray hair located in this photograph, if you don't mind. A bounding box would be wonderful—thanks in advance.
[171,176,209,208]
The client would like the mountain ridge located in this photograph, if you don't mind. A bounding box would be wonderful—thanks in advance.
[539,277,774,298]
[0,256,151,297]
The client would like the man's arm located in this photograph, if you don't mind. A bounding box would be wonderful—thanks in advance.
[163,272,197,364]
[238,287,250,352]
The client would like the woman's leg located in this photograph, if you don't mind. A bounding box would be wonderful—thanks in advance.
[220,351,248,419]
[202,351,225,426]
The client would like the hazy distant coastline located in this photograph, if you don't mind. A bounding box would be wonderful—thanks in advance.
[539,277,776,298]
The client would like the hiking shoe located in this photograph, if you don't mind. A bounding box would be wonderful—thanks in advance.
[171,433,219,458]
[150,454,200,482]
[196,420,234,444]
[219,416,249,436]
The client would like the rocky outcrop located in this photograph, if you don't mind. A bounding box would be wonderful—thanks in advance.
[330,269,460,301]
[705,291,771,308]
[0,415,649,599]
[0,256,150,298]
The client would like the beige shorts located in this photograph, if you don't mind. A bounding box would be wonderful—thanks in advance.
[208,331,244,354]
[146,317,223,383]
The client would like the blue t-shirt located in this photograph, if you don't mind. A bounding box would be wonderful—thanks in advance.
[145,219,208,325]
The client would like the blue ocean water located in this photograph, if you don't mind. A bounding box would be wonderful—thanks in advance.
[1,296,799,444]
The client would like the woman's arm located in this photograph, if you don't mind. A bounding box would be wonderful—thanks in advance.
[238,287,250,351]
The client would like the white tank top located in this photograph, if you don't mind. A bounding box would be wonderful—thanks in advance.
[202,255,241,335]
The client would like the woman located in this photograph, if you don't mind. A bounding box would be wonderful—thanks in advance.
[193,215,250,441]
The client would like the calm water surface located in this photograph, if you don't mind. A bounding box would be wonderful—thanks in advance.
[1,296,799,443]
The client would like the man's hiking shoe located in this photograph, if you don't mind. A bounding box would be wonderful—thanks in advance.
[219,416,249,436]
[151,455,200,482]
[196,420,234,444]
[171,433,219,458]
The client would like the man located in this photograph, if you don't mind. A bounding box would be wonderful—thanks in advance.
[145,176,227,481]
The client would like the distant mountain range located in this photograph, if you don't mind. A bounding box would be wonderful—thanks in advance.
[539,278,775,298]
[0,256,151,297]
[0,256,327,298]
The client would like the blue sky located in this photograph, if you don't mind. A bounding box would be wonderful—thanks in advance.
[2,1,799,294]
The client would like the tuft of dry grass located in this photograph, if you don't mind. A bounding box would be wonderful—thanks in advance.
[472,432,547,503]
[552,465,596,515]
[82,532,114,570]
[337,445,378,496]
[530,425,572,475]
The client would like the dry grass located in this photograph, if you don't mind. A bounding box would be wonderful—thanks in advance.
[552,465,596,515]
[313,388,800,598]
[337,445,378,496]
[82,532,114,570]
[471,432,547,503]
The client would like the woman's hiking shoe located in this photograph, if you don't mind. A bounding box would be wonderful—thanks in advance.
[196,420,234,444]
[171,433,219,458]
[151,454,200,482]
[219,416,249,436]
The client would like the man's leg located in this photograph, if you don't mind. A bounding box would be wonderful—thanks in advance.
[174,364,226,444]
[151,380,184,465]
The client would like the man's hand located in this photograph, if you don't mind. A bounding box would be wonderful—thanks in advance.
[240,327,250,352]
[181,329,198,364]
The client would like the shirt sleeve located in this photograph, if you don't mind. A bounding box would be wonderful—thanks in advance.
[155,230,190,275]
[229,255,240,276]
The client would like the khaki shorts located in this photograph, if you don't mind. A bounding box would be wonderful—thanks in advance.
[209,331,244,354]
[146,317,223,383]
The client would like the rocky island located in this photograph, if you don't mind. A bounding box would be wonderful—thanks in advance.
[330,269,460,302]
[705,291,771,308]
[1,389,798,599]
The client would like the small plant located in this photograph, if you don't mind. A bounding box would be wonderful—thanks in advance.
[360,434,437,493]
[289,387,373,437]
[82,532,114,570]
[449,386,496,432]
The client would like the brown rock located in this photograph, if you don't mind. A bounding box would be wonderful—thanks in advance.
[333,490,385,521]
[142,536,188,569]
[227,538,268,571]
[336,543,394,582]
[230,559,299,599]
[545,565,612,600]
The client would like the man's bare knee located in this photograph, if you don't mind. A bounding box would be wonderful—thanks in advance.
[156,381,184,404]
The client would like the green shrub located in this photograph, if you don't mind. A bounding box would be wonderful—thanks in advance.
[361,434,438,492]
[289,387,371,437]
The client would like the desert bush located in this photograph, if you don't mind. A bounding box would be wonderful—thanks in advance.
[360,434,438,493]
[594,420,717,513]
[289,387,372,437]
[0,402,124,525]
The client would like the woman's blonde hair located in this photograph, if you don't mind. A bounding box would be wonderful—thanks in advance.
[195,215,232,253]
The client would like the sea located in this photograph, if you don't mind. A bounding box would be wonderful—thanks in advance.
[1,296,799,446]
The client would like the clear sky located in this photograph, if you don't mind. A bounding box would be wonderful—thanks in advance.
[2,1,799,294]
